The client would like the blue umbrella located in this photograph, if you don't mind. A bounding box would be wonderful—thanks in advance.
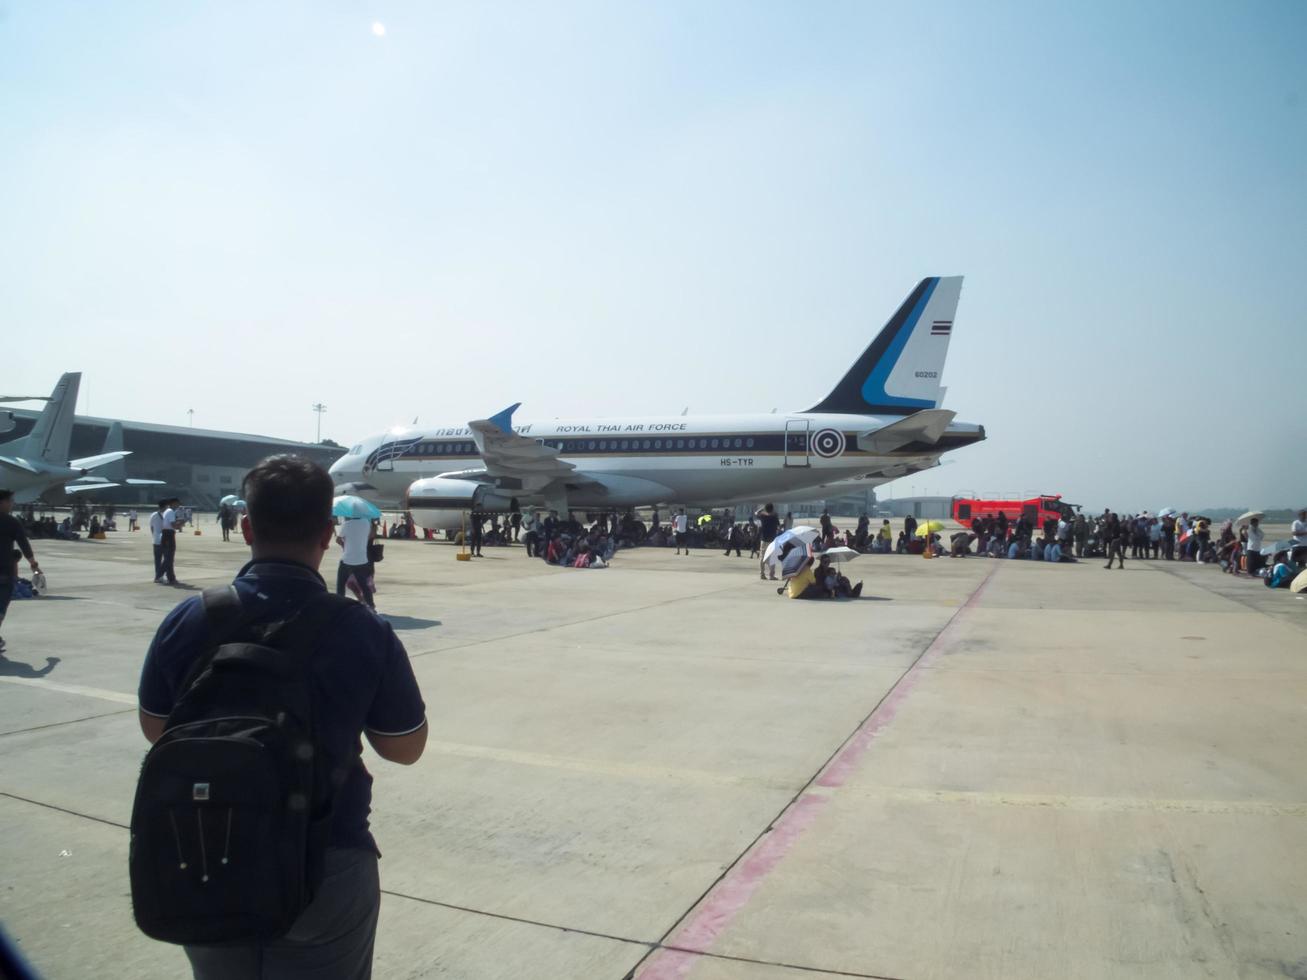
[333,495,382,520]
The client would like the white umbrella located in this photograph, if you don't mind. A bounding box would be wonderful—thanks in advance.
[1236,510,1264,524]
[818,546,861,563]
[763,526,821,564]
[1158,508,1177,518]
[219,494,240,506]
[1261,540,1296,556]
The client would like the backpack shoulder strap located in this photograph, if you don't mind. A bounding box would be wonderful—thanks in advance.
[201,584,245,638]
[175,585,249,698]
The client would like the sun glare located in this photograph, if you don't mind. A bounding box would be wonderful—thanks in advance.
[371,21,386,38]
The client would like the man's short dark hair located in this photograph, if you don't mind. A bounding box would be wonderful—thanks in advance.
[0,489,12,502]
[242,455,334,546]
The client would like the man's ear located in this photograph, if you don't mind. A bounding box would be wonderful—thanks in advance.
[240,514,253,545]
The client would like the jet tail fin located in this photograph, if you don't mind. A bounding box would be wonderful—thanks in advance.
[805,277,961,415]
[12,372,81,462]
[94,422,128,482]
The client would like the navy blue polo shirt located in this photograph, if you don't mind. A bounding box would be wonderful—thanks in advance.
[138,559,426,854]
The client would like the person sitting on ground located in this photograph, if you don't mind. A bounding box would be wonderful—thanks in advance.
[896,530,909,554]
[544,533,565,565]
[783,553,823,599]
[877,520,893,554]
[816,556,863,598]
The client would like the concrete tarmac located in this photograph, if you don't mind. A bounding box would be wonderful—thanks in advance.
[1,525,1305,979]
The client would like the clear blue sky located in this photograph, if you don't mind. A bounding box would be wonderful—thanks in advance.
[3,1,1303,511]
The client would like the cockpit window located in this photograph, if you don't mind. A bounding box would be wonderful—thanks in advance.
[349,444,363,455]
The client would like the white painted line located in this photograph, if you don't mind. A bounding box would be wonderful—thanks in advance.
[0,676,137,705]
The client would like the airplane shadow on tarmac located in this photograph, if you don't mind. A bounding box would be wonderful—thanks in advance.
[380,615,442,631]
[0,654,61,678]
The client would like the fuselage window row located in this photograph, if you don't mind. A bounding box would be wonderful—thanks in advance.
[399,434,800,458]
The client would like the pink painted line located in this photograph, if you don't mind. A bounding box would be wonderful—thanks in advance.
[638,564,1000,980]
[818,564,999,789]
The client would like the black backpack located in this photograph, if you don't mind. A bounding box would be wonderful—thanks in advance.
[130,586,353,945]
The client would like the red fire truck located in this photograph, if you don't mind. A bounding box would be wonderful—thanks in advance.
[952,494,1080,530]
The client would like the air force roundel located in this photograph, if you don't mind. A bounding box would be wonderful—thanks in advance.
[812,428,846,458]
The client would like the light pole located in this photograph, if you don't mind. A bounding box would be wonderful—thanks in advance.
[312,403,327,443]
[187,408,194,428]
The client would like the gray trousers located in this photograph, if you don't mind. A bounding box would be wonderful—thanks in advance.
[184,848,380,980]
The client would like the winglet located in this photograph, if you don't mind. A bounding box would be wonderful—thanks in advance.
[487,403,521,435]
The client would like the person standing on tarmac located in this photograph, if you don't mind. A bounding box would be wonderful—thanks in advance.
[336,516,376,608]
[723,522,742,557]
[0,489,41,654]
[155,498,183,585]
[673,509,690,555]
[468,512,484,557]
[755,503,780,580]
[1104,512,1126,570]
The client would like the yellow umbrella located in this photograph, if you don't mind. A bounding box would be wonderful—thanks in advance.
[697,514,714,525]
[914,520,946,536]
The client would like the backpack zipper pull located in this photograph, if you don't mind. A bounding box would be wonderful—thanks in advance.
[168,810,188,870]
[197,810,209,882]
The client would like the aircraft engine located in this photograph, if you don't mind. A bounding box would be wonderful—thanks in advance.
[405,478,519,531]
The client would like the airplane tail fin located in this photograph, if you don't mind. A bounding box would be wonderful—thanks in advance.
[18,372,81,462]
[98,422,127,482]
[805,277,962,415]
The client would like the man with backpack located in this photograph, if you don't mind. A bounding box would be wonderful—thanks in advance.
[134,455,427,979]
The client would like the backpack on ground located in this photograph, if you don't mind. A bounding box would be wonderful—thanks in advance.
[130,586,352,946]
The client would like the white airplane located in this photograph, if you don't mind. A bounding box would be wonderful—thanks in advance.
[330,276,986,529]
[0,373,133,503]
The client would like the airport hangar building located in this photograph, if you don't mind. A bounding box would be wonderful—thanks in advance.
[5,409,345,508]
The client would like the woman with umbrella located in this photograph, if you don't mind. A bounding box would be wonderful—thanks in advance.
[334,495,382,608]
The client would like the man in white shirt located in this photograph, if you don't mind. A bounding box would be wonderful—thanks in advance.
[1245,517,1265,576]
[148,500,168,582]
[673,510,690,556]
[1292,510,1307,542]
[336,517,376,607]
[157,498,181,584]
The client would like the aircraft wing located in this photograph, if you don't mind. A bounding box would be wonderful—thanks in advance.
[69,450,131,472]
[861,409,955,455]
[0,454,41,474]
[126,478,167,486]
[468,404,575,482]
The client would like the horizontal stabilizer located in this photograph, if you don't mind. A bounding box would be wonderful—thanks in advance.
[69,450,131,472]
[861,409,955,454]
[0,454,41,474]
[66,482,122,494]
